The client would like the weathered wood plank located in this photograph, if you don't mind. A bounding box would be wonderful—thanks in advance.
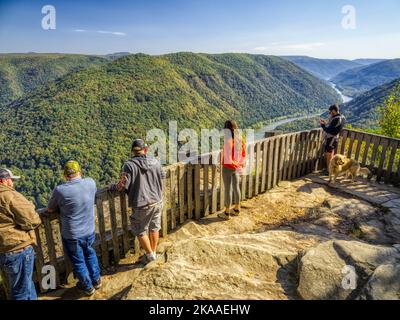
[219,161,225,211]
[361,134,372,167]
[95,197,109,268]
[296,132,304,177]
[278,136,286,182]
[316,130,325,171]
[194,164,201,220]
[385,140,399,184]
[254,142,261,195]
[247,144,255,198]
[300,132,310,176]
[211,164,218,214]
[178,164,186,223]
[169,167,177,229]
[186,165,193,220]
[370,136,382,169]
[339,130,349,155]
[272,138,280,187]
[261,140,268,192]
[377,138,390,182]
[266,138,274,189]
[354,132,364,162]
[347,131,356,159]
[43,216,60,287]
[287,134,296,179]
[108,192,120,264]
[34,227,46,292]
[282,135,291,180]
[119,192,130,256]
[203,161,210,217]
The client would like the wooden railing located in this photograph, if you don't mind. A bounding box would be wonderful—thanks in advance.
[2,128,399,297]
[339,129,400,185]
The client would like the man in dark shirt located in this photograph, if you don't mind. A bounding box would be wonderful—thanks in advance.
[320,104,346,171]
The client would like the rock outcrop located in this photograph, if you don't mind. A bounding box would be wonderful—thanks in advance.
[297,240,400,300]
[127,231,321,300]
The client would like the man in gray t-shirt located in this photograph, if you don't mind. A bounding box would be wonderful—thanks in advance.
[47,161,101,296]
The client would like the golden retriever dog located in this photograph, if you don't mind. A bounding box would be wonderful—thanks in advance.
[329,154,346,183]
[342,158,371,182]
[329,154,371,183]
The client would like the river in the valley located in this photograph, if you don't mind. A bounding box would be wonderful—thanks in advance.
[254,82,352,140]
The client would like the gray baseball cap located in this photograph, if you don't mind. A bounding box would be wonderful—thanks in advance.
[0,168,21,180]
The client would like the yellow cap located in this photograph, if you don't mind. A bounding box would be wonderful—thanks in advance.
[64,161,81,176]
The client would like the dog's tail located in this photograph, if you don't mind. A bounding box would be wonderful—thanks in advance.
[359,167,371,177]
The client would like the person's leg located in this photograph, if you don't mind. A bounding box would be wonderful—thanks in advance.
[326,152,333,171]
[149,202,162,253]
[222,167,233,213]
[62,238,93,291]
[131,207,154,258]
[232,172,241,213]
[149,232,159,253]
[24,246,37,300]
[82,233,101,285]
[138,234,153,254]
[0,246,37,300]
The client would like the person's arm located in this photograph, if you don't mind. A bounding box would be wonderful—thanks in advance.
[321,117,341,135]
[47,188,60,214]
[159,164,166,180]
[110,164,132,192]
[10,192,42,230]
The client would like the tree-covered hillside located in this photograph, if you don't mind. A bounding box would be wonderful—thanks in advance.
[332,59,400,97]
[340,78,400,129]
[0,52,339,205]
[0,54,108,106]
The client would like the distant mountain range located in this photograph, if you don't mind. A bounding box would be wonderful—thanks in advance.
[332,59,400,97]
[353,59,387,66]
[281,56,363,80]
[340,78,400,128]
[0,52,339,204]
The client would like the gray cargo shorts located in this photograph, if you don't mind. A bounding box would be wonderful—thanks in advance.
[130,201,163,237]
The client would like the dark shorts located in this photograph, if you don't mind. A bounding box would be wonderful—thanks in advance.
[325,137,338,154]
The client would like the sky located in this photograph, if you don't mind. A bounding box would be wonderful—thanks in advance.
[0,0,399,59]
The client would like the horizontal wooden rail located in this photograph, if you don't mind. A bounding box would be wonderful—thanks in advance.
[339,128,400,185]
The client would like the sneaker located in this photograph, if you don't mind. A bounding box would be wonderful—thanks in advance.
[231,209,240,217]
[93,278,102,290]
[76,282,96,296]
[218,212,231,220]
[140,252,156,265]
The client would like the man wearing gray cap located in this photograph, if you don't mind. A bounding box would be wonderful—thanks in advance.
[111,139,165,264]
[0,168,41,300]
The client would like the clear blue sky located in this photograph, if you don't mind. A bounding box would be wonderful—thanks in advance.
[0,0,399,59]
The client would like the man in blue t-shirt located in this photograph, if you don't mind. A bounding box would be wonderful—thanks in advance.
[47,161,101,296]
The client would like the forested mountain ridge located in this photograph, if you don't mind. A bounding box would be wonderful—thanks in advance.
[332,59,400,97]
[0,52,340,205]
[281,56,361,80]
[340,78,400,128]
[0,53,108,106]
